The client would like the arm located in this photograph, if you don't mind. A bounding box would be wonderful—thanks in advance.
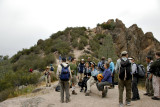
[110,62,115,73]
[69,66,72,79]
[101,71,110,82]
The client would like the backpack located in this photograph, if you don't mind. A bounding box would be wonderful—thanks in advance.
[79,63,85,73]
[50,67,54,71]
[60,64,70,81]
[119,59,132,80]
[55,85,61,92]
[136,64,145,78]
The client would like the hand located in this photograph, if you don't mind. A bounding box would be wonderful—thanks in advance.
[111,73,113,77]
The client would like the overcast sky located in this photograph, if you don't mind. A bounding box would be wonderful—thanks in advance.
[0,0,160,57]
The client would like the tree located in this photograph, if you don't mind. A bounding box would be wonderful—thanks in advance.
[98,34,117,62]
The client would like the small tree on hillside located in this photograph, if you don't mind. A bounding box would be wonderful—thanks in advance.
[98,34,117,62]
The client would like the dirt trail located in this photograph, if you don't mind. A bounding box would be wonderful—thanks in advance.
[0,81,160,107]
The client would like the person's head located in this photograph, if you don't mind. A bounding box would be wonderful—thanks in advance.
[101,57,105,61]
[104,62,110,69]
[46,66,50,71]
[155,51,160,59]
[146,55,153,63]
[85,62,89,68]
[108,58,112,63]
[91,62,96,68]
[62,57,66,62]
[129,57,135,63]
[121,51,128,58]
[81,59,84,63]
[71,58,75,62]
[50,64,53,66]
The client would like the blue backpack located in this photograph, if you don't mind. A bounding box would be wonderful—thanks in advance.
[50,67,54,71]
[60,64,70,81]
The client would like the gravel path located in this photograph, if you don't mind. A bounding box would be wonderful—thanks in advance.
[0,81,160,107]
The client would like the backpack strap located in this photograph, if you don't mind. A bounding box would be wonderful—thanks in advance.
[61,64,69,69]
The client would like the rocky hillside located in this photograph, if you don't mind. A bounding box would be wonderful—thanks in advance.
[10,19,160,71]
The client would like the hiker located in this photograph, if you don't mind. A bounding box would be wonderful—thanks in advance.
[50,64,54,72]
[149,51,160,100]
[115,51,132,107]
[144,56,154,96]
[129,57,140,101]
[87,57,92,67]
[70,58,78,95]
[57,57,72,103]
[98,57,106,74]
[108,58,115,88]
[59,54,62,63]
[96,62,112,98]
[78,59,85,82]
[85,62,98,96]
[44,66,51,87]
[80,62,91,92]
[29,68,33,73]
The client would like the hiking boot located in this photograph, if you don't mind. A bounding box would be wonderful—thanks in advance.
[84,88,87,93]
[137,97,140,100]
[125,102,131,106]
[131,98,137,101]
[102,90,106,98]
[151,96,160,100]
[72,90,77,95]
[60,100,64,103]
[119,103,124,107]
[80,89,83,92]
[148,94,153,97]
[85,92,90,96]
[66,99,71,103]
[144,93,149,95]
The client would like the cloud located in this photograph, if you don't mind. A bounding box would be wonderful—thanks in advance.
[0,0,160,56]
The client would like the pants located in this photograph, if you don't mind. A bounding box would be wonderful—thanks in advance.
[153,75,160,98]
[78,73,84,82]
[97,81,111,91]
[45,75,51,86]
[60,80,70,102]
[87,76,96,93]
[145,74,154,95]
[112,72,115,87]
[118,79,131,103]
[132,77,140,99]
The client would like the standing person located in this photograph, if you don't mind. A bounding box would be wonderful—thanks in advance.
[78,59,85,82]
[98,57,106,74]
[59,54,62,63]
[44,66,51,87]
[129,57,140,101]
[108,58,115,88]
[69,58,78,95]
[115,51,132,107]
[50,64,54,72]
[150,51,160,100]
[144,56,154,96]
[85,62,98,96]
[97,62,112,98]
[87,57,92,67]
[80,62,91,92]
[57,58,72,103]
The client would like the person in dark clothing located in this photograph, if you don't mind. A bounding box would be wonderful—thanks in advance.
[80,62,91,92]
[129,57,140,101]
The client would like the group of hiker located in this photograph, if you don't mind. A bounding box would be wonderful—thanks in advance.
[43,51,160,107]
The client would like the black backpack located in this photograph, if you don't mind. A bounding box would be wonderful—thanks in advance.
[119,58,132,80]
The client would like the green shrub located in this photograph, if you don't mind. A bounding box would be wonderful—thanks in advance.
[72,39,78,48]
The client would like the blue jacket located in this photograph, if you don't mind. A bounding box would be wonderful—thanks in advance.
[109,62,115,73]
[101,68,112,83]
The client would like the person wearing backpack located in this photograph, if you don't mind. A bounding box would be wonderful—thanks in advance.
[129,57,140,101]
[108,58,115,88]
[115,51,132,107]
[96,62,112,98]
[98,57,106,74]
[44,66,51,87]
[69,58,78,95]
[149,52,160,100]
[57,57,72,103]
[144,56,154,96]
[78,59,85,82]
[85,62,98,96]
[50,64,54,72]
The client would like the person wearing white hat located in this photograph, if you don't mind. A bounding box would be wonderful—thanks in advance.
[44,66,51,87]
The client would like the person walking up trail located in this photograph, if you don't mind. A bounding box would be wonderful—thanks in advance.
[144,56,154,96]
[44,66,51,87]
[129,57,140,101]
[69,58,78,95]
[57,58,72,103]
[115,51,132,107]
[96,62,112,98]
[150,51,160,100]
[85,62,98,96]
[108,58,115,88]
